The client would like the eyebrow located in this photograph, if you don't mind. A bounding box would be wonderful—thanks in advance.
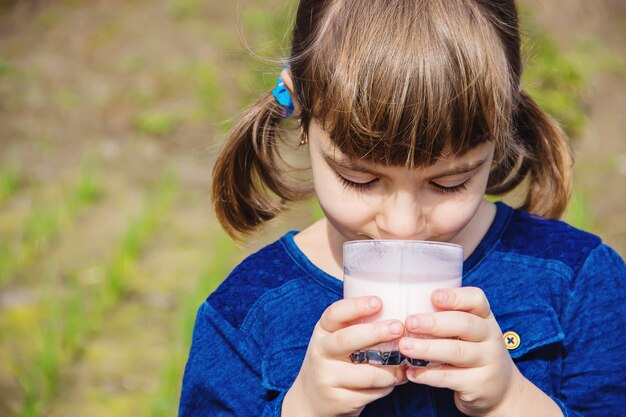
[322,152,377,174]
[425,158,489,179]
[323,151,488,178]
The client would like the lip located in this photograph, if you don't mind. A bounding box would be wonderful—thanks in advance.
[357,231,442,241]
[363,235,444,242]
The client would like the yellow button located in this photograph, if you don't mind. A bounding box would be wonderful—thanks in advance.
[503,331,520,350]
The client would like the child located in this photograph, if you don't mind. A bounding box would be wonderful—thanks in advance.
[179,0,626,416]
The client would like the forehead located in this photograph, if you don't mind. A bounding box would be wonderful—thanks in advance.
[310,119,494,172]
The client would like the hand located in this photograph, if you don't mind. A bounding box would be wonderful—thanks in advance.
[399,287,524,416]
[282,296,408,417]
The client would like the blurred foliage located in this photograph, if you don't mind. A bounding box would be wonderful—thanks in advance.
[0,160,103,287]
[190,62,222,119]
[522,32,588,137]
[0,59,14,77]
[521,12,624,137]
[236,3,293,103]
[518,10,623,229]
[565,187,595,232]
[0,162,22,204]
[134,111,179,137]
[168,0,203,21]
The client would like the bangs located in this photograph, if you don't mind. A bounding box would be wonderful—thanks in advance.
[293,0,514,167]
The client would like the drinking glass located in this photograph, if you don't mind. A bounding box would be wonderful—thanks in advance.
[343,240,463,367]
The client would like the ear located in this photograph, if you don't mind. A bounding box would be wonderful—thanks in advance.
[279,67,300,112]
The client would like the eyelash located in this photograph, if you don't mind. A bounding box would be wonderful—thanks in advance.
[429,179,472,194]
[336,173,472,194]
[337,175,378,191]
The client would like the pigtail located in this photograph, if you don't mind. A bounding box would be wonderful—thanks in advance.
[489,90,573,219]
[212,92,309,240]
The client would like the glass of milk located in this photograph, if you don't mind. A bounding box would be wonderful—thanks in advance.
[343,240,463,367]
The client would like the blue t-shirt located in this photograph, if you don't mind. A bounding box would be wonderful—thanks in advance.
[179,202,626,416]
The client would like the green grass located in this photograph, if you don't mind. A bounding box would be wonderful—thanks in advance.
[168,0,204,20]
[0,157,102,414]
[62,273,90,356]
[101,172,179,309]
[195,63,221,115]
[70,164,102,206]
[0,160,103,287]
[9,172,180,417]
[13,280,88,417]
[14,284,63,417]
[0,162,23,204]
[134,111,179,137]
[0,59,15,78]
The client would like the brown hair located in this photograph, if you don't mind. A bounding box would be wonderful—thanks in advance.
[213,0,572,239]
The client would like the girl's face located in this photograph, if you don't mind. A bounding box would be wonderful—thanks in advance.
[308,120,495,248]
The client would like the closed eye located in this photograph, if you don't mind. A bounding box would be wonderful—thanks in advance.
[429,178,472,194]
[336,173,379,191]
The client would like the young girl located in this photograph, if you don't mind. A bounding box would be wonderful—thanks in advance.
[179,0,626,416]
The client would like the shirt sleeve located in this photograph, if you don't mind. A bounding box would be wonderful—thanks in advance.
[178,301,285,417]
[558,244,626,416]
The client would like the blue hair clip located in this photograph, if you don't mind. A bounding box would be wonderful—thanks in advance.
[272,66,295,119]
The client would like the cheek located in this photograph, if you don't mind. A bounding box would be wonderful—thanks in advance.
[429,165,491,235]
[428,194,483,235]
[313,173,374,228]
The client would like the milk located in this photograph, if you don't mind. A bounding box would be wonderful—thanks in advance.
[343,273,461,321]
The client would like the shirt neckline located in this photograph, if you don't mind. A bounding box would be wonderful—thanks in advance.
[279,232,344,295]
[279,201,513,287]
[462,201,512,274]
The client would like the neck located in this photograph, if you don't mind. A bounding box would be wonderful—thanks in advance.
[450,199,496,260]
[294,218,345,279]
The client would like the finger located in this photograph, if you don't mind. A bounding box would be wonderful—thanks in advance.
[405,364,471,391]
[332,362,408,390]
[405,311,490,342]
[323,320,404,357]
[432,287,492,319]
[335,386,397,409]
[399,337,486,368]
[318,296,382,333]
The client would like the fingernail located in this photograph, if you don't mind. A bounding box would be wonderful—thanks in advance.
[409,316,419,330]
[435,289,447,304]
[368,297,379,309]
[389,322,403,335]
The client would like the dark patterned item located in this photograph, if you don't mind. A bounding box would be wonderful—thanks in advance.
[350,350,430,367]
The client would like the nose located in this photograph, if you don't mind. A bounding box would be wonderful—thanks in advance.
[376,190,426,239]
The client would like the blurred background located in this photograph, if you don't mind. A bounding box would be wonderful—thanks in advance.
[0,0,624,415]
